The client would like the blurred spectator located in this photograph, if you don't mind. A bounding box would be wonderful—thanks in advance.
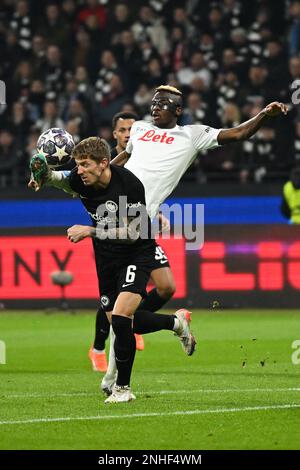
[62,0,78,24]
[206,5,227,44]
[42,45,67,98]
[94,49,121,103]
[167,25,188,72]
[293,121,300,163]
[181,92,211,125]
[0,31,25,84]
[27,79,46,121]
[36,100,64,133]
[230,28,251,76]
[239,63,271,111]
[0,128,20,187]
[196,32,219,74]
[114,30,142,92]
[133,84,152,118]
[144,57,166,89]
[10,0,32,51]
[95,73,128,123]
[65,119,81,144]
[106,2,131,46]
[9,101,33,147]
[64,98,93,138]
[30,35,47,76]
[131,5,168,55]
[169,6,196,40]
[288,1,300,56]
[12,60,32,101]
[97,123,114,148]
[38,3,72,49]
[263,39,288,95]
[216,71,240,119]
[177,52,212,89]
[76,0,107,31]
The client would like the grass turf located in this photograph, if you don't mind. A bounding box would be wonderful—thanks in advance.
[0,310,299,450]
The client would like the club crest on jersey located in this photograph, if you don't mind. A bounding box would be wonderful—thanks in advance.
[106,200,118,212]
[100,295,110,307]
[138,130,174,144]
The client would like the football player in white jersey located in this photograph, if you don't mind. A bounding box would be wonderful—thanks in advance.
[112,84,288,219]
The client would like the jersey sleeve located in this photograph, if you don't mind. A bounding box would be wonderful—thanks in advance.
[190,124,221,151]
[125,120,142,154]
[46,170,77,196]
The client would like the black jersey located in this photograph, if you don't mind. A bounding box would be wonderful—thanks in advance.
[110,147,118,158]
[68,164,154,256]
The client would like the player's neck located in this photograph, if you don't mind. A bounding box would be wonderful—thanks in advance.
[155,118,178,129]
[93,167,112,189]
[116,143,124,154]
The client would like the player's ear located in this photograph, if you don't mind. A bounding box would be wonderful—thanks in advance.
[175,106,182,117]
[101,158,109,169]
[113,130,117,140]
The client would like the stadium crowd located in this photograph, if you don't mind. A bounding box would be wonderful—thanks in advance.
[0,0,299,187]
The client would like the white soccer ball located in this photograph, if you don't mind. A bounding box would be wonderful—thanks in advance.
[36,128,75,168]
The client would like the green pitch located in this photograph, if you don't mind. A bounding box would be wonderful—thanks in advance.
[0,310,299,450]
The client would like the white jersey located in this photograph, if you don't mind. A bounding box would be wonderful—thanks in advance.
[125,120,221,219]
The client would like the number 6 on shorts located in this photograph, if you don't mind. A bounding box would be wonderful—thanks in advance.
[125,265,136,283]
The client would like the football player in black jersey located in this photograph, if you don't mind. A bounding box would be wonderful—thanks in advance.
[89,111,177,374]
[29,137,196,403]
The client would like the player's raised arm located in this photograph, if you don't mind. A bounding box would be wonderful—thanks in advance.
[217,102,288,145]
[111,150,131,166]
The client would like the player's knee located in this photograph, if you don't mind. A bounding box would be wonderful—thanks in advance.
[157,281,176,300]
[112,314,132,336]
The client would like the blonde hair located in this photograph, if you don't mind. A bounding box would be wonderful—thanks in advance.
[72,137,110,162]
[155,85,182,96]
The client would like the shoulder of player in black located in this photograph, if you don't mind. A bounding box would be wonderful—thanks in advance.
[111,163,145,192]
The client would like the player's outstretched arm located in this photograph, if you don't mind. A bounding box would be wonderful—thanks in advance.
[217,102,288,145]
[28,154,75,195]
[111,150,130,166]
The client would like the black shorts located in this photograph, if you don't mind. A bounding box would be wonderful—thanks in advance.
[94,242,170,312]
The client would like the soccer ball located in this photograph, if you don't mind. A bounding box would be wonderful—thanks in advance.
[36,128,75,168]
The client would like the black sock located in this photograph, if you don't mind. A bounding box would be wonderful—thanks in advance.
[133,309,175,334]
[93,307,110,351]
[139,288,169,312]
[112,315,135,387]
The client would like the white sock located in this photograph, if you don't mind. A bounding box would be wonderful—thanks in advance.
[173,318,180,332]
[93,348,105,354]
[105,326,117,379]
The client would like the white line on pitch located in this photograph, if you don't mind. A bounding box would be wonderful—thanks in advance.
[1,388,300,400]
[0,404,300,426]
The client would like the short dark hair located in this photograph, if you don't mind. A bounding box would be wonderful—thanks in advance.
[112,111,139,130]
[72,137,110,163]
